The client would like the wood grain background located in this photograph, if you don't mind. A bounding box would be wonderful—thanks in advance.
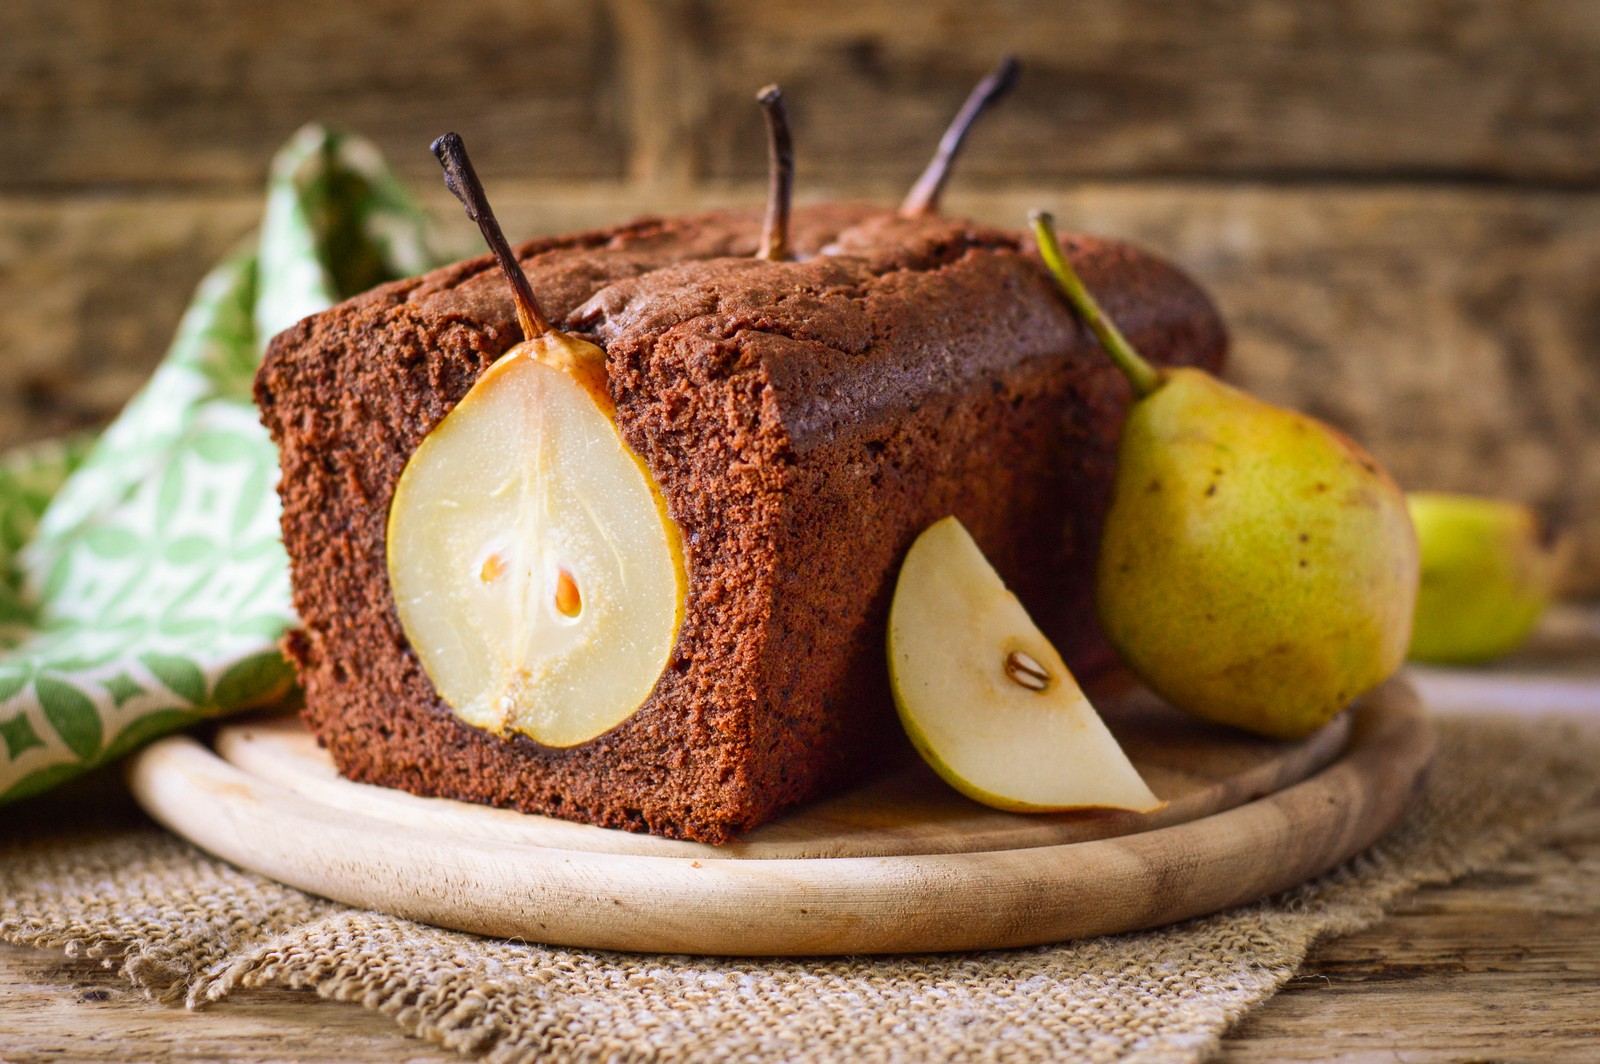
[4,0,1598,591]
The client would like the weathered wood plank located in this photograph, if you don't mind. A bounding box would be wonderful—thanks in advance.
[0,196,258,446]
[5,1,1600,192]
[5,183,1596,591]
[0,943,457,1062]
[1220,804,1600,1061]
[0,0,628,191]
[686,0,1600,186]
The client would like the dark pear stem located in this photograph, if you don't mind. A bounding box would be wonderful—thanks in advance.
[430,132,551,340]
[755,85,793,262]
[1029,211,1162,398]
[899,55,1020,218]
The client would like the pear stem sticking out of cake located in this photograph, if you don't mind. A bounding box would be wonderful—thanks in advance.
[1030,210,1419,740]
[430,133,553,342]
[756,85,794,262]
[385,133,687,749]
[900,55,1021,218]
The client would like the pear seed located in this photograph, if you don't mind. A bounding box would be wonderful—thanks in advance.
[1004,650,1051,691]
[555,569,582,617]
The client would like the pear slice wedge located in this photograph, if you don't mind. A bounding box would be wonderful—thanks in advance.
[888,516,1162,813]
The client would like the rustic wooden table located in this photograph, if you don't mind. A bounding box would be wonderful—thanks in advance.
[4,617,1597,1062]
[3,799,1596,1062]
[3,794,1597,1062]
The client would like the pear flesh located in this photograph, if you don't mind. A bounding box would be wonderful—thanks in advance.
[1096,368,1419,740]
[889,516,1162,813]
[386,333,686,748]
[1407,492,1563,664]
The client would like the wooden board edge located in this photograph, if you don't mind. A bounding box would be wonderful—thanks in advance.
[125,679,1431,956]
[209,698,1355,861]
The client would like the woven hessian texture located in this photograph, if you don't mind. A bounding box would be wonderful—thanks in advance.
[4,711,1599,1063]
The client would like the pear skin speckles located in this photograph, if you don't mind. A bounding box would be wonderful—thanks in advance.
[1095,369,1419,739]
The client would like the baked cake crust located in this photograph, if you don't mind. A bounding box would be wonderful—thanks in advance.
[256,205,1226,843]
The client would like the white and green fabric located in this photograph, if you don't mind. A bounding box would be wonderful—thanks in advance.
[0,125,444,803]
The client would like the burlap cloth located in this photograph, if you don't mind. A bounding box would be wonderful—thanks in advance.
[4,706,1598,1063]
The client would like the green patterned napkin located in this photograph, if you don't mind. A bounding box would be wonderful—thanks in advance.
[0,125,443,803]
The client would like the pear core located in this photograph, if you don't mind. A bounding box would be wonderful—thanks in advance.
[888,516,1162,813]
[386,334,686,748]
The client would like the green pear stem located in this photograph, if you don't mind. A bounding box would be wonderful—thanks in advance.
[756,84,793,262]
[1029,210,1161,398]
[900,55,1020,218]
[431,132,552,341]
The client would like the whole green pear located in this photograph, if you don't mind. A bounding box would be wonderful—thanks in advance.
[1407,492,1564,665]
[1030,213,1420,739]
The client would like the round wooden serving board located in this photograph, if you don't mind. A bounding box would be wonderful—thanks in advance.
[127,677,1432,956]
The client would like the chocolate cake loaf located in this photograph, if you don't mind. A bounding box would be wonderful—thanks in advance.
[256,204,1226,843]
